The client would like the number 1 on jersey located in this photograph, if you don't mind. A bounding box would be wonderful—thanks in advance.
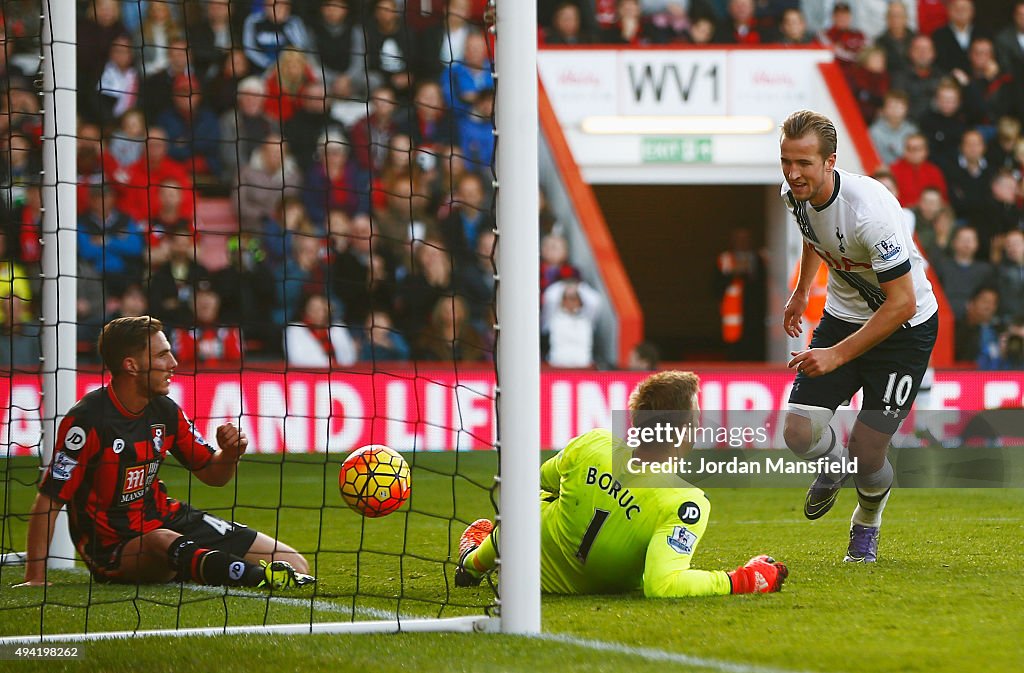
[575,508,610,563]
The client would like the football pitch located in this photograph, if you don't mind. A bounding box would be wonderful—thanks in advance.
[0,452,1021,673]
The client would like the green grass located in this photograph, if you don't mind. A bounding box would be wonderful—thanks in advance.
[1,452,1022,673]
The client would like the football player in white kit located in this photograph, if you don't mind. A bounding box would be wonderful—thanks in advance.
[779,110,938,563]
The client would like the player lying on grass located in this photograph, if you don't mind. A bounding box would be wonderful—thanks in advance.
[456,371,788,596]
[18,316,314,590]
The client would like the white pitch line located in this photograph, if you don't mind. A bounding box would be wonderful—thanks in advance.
[535,632,823,673]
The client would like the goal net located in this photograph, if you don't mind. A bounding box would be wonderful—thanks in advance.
[0,0,539,641]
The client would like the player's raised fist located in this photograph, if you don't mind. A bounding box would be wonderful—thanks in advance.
[216,423,249,457]
[728,554,788,594]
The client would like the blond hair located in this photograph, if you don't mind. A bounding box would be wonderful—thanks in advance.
[781,110,837,158]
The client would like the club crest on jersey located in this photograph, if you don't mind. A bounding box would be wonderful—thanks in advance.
[51,451,78,481]
[150,424,166,454]
[874,234,902,261]
[667,526,698,555]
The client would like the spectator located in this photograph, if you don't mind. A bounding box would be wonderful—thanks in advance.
[311,0,365,92]
[955,37,1019,130]
[994,1,1024,77]
[1,134,39,212]
[137,0,184,77]
[401,80,454,150]
[912,186,947,252]
[931,0,985,74]
[687,15,717,43]
[140,37,192,122]
[148,224,211,329]
[331,212,395,325]
[975,170,1024,252]
[395,239,460,340]
[543,279,602,368]
[359,310,410,362]
[188,0,239,84]
[776,8,817,45]
[874,1,916,78]
[995,229,1024,323]
[628,340,661,370]
[649,3,693,44]
[158,75,223,177]
[171,286,243,369]
[275,233,331,327]
[987,116,1022,171]
[458,88,496,171]
[413,295,488,362]
[540,232,581,295]
[890,132,949,206]
[870,90,919,165]
[77,183,145,295]
[892,34,945,123]
[109,283,150,320]
[114,127,194,225]
[205,47,253,115]
[236,133,303,231]
[715,0,765,44]
[443,30,494,122]
[212,234,279,353]
[242,0,312,74]
[108,109,148,174]
[936,226,994,320]
[304,128,360,225]
[954,285,1002,366]
[327,73,371,130]
[363,0,419,97]
[78,0,128,122]
[601,0,660,45]
[97,37,141,126]
[219,76,274,184]
[945,129,994,234]
[421,0,474,78]
[846,46,890,124]
[916,0,948,36]
[1000,318,1024,369]
[541,2,594,44]
[350,85,401,177]
[820,2,867,71]
[264,48,319,124]
[285,292,358,367]
[145,180,192,269]
[0,228,36,365]
[458,228,496,330]
[371,167,432,263]
[285,83,337,174]
[918,78,968,167]
[439,172,493,266]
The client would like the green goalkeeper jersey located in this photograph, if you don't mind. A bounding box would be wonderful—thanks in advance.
[539,428,731,597]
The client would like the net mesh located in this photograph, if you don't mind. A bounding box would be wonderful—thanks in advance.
[0,0,502,636]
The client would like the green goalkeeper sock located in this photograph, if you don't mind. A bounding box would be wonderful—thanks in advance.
[466,527,499,575]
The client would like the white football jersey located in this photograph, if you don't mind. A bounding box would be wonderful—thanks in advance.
[781,168,938,326]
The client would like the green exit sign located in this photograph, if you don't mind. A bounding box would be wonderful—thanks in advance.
[641,137,712,163]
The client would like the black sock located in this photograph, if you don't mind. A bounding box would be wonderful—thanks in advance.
[168,536,265,587]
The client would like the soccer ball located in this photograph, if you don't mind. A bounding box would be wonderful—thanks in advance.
[339,444,411,517]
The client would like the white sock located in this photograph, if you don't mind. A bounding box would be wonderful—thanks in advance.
[852,461,894,527]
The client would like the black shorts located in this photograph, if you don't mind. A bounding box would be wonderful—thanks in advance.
[84,504,258,581]
[789,310,938,435]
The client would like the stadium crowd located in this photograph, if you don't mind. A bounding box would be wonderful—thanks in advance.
[2,0,1024,369]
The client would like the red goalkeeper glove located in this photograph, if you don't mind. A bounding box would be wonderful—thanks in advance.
[728,555,788,594]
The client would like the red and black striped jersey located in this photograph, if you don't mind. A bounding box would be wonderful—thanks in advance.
[38,386,216,549]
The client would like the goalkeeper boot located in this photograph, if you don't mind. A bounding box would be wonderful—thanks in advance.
[803,472,849,520]
[843,524,880,563]
[259,560,316,589]
[455,519,493,588]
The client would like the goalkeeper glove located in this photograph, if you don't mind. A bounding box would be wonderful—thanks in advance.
[728,555,788,594]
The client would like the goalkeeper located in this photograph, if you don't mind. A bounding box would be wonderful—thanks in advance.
[456,371,787,596]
